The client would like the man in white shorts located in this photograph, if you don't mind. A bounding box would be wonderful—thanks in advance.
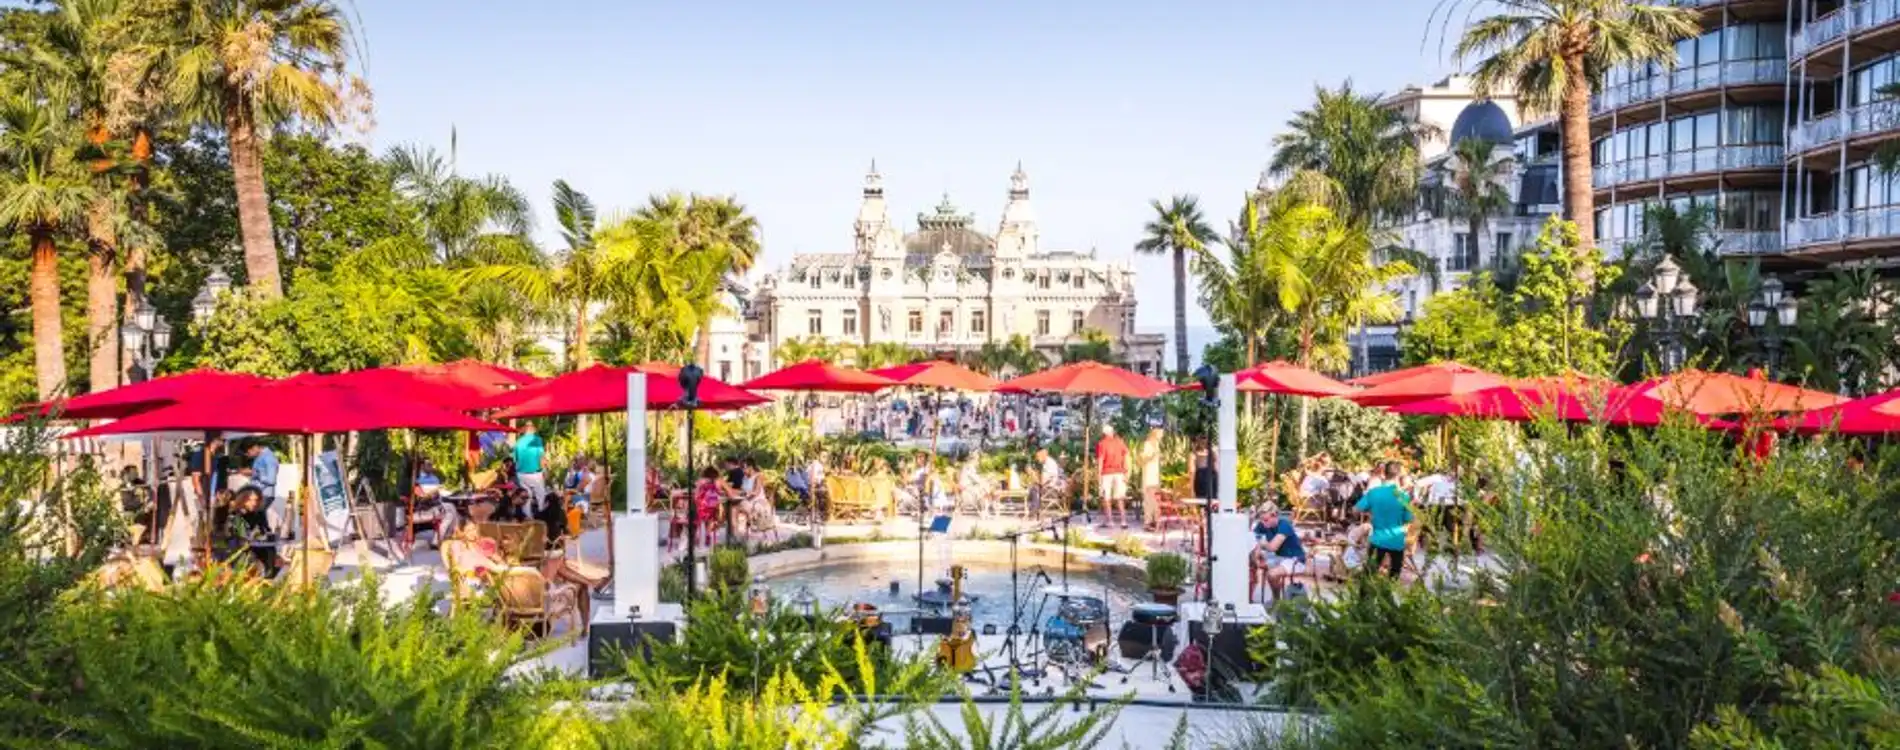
[1094,424,1131,529]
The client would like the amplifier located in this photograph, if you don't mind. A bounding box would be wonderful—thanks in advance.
[588,619,679,678]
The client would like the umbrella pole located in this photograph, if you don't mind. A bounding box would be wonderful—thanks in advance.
[404,430,417,550]
[303,434,315,587]
[920,387,943,611]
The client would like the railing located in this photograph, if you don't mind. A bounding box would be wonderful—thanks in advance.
[1600,229,1781,257]
[1792,0,1900,59]
[1788,206,1900,246]
[1788,98,1900,151]
[1591,59,1785,114]
[1590,144,1783,189]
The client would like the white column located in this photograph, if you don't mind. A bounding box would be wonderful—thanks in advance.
[1217,374,1238,513]
[615,372,660,620]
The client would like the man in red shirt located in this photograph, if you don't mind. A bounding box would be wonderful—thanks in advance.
[1096,423,1131,529]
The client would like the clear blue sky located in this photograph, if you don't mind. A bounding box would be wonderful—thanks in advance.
[354,0,1458,330]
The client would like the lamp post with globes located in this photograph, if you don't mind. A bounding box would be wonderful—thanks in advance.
[1634,256,1700,374]
[189,269,233,326]
[119,300,172,384]
[1746,276,1798,376]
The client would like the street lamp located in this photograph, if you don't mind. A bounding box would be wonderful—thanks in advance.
[678,363,705,602]
[1633,256,1699,373]
[191,269,234,325]
[119,301,170,383]
[1749,277,1798,375]
[1193,363,1219,608]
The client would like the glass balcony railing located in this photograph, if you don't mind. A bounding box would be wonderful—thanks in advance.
[1788,98,1900,151]
[1792,0,1900,59]
[1591,145,1783,189]
[1601,229,1781,256]
[1788,206,1900,246]
[1591,59,1785,114]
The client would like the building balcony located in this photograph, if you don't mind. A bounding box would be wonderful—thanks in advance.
[1792,0,1900,71]
[1600,229,1782,257]
[1785,207,1900,256]
[1591,144,1783,191]
[1787,98,1900,161]
[1590,59,1785,123]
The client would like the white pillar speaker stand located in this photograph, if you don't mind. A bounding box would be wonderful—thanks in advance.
[1210,372,1248,604]
[612,373,660,620]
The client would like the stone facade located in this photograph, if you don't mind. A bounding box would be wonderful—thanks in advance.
[749,164,1166,375]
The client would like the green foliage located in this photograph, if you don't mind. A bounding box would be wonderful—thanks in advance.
[900,679,1129,750]
[710,408,815,470]
[1300,397,1402,468]
[1247,576,1450,707]
[1403,218,1624,378]
[660,563,687,603]
[1252,419,1900,748]
[266,134,418,274]
[43,576,584,749]
[628,591,917,699]
[1145,551,1189,591]
[709,545,750,591]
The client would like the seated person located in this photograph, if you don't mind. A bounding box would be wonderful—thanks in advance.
[1328,522,1372,579]
[1029,448,1065,515]
[414,459,445,499]
[534,492,570,547]
[1249,502,1307,601]
[956,455,993,516]
[561,457,595,514]
[735,460,775,535]
[220,487,280,577]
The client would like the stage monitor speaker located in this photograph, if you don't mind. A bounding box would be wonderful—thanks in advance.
[912,616,953,635]
[1186,620,1258,685]
[588,620,679,678]
[1116,620,1179,661]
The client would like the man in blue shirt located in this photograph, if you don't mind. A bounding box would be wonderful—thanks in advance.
[513,423,548,514]
[240,441,281,532]
[1251,503,1308,600]
[1354,461,1414,578]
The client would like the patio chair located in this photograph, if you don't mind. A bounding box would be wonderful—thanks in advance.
[276,546,335,592]
[867,475,898,520]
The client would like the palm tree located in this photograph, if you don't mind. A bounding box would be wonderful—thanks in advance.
[386,140,535,266]
[1194,197,1283,367]
[1444,136,1515,271]
[1449,0,1698,255]
[1061,328,1119,365]
[0,97,92,399]
[854,342,921,370]
[162,0,363,298]
[775,336,848,366]
[636,193,762,365]
[1269,82,1431,227]
[1134,195,1215,380]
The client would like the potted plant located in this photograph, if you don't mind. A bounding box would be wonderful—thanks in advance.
[1145,551,1189,606]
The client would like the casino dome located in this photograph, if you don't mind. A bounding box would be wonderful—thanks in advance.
[1449,100,1514,146]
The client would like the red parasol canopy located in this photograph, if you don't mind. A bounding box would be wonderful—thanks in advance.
[1347,361,1489,388]
[311,361,538,412]
[741,359,895,394]
[1777,388,1900,434]
[1388,382,1680,427]
[484,364,769,419]
[996,361,1175,398]
[1617,368,1846,416]
[632,361,682,377]
[869,360,1000,392]
[1347,364,1510,408]
[1180,360,1357,397]
[12,369,273,422]
[65,379,512,438]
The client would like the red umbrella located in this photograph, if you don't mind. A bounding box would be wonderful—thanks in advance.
[1388,383,1681,427]
[65,379,513,438]
[869,360,1000,392]
[484,364,769,419]
[1778,389,1900,434]
[15,369,272,421]
[1179,360,1357,397]
[1347,364,1510,408]
[632,361,682,377]
[741,359,894,393]
[995,361,1175,399]
[309,363,536,412]
[1348,361,1489,388]
[1618,368,1846,416]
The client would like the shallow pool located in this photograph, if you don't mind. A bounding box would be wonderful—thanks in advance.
[765,559,1150,633]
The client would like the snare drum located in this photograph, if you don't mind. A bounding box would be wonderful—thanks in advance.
[1056,595,1107,627]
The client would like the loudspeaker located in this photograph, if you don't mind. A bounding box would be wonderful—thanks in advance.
[588,619,679,677]
[1186,621,1258,686]
[912,616,953,635]
[1116,620,1179,661]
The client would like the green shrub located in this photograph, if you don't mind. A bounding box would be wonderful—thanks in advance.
[1246,575,1450,707]
[660,563,687,603]
[41,575,584,748]
[1145,551,1189,592]
[709,545,750,591]
[626,591,916,697]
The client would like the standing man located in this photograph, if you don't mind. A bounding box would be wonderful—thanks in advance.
[1353,461,1413,578]
[513,423,548,515]
[1095,423,1130,529]
[238,440,280,535]
[185,431,225,502]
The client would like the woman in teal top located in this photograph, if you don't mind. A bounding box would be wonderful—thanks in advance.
[1354,461,1413,578]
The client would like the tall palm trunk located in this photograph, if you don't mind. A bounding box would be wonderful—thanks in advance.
[1559,53,1596,271]
[30,232,67,400]
[1172,247,1188,379]
[123,128,152,310]
[85,250,117,394]
[225,101,282,299]
[695,323,712,367]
